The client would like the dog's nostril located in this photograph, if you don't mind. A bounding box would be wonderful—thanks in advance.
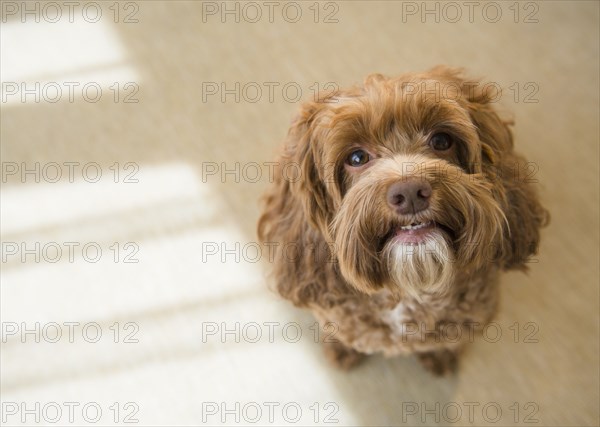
[417,188,431,199]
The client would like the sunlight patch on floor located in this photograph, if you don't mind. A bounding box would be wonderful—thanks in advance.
[1,19,138,105]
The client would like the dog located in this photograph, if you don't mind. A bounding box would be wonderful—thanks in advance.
[257,66,548,375]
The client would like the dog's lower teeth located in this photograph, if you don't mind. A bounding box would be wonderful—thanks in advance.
[400,221,431,231]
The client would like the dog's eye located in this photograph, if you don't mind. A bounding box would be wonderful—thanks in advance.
[429,133,453,151]
[346,149,370,167]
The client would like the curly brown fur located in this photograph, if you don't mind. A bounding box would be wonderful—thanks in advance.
[258,66,549,375]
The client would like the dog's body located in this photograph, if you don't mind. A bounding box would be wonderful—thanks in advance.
[258,67,548,374]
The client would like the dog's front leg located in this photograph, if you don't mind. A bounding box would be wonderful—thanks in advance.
[416,348,459,376]
[322,339,366,370]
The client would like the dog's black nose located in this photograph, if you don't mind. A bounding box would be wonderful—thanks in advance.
[387,179,432,215]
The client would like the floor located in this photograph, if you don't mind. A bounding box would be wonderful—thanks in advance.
[1,1,598,426]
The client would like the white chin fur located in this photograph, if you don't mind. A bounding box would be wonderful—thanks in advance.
[384,230,454,300]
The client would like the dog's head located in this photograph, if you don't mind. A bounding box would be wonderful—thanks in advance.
[260,67,548,301]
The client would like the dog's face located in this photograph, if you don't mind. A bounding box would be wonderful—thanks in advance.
[263,67,547,300]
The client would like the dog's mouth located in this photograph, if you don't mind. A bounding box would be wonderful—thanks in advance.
[394,220,435,245]
[378,219,456,249]
[398,220,433,232]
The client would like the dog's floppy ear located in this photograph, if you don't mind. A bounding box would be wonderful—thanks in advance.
[286,104,337,236]
[258,101,333,238]
[257,102,337,307]
[464,85,549,270]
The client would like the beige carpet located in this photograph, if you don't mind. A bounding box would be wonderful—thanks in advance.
[1,1,598,426]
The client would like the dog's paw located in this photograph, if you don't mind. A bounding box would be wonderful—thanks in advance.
[417,349,458,376]
[323,341,366,370]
